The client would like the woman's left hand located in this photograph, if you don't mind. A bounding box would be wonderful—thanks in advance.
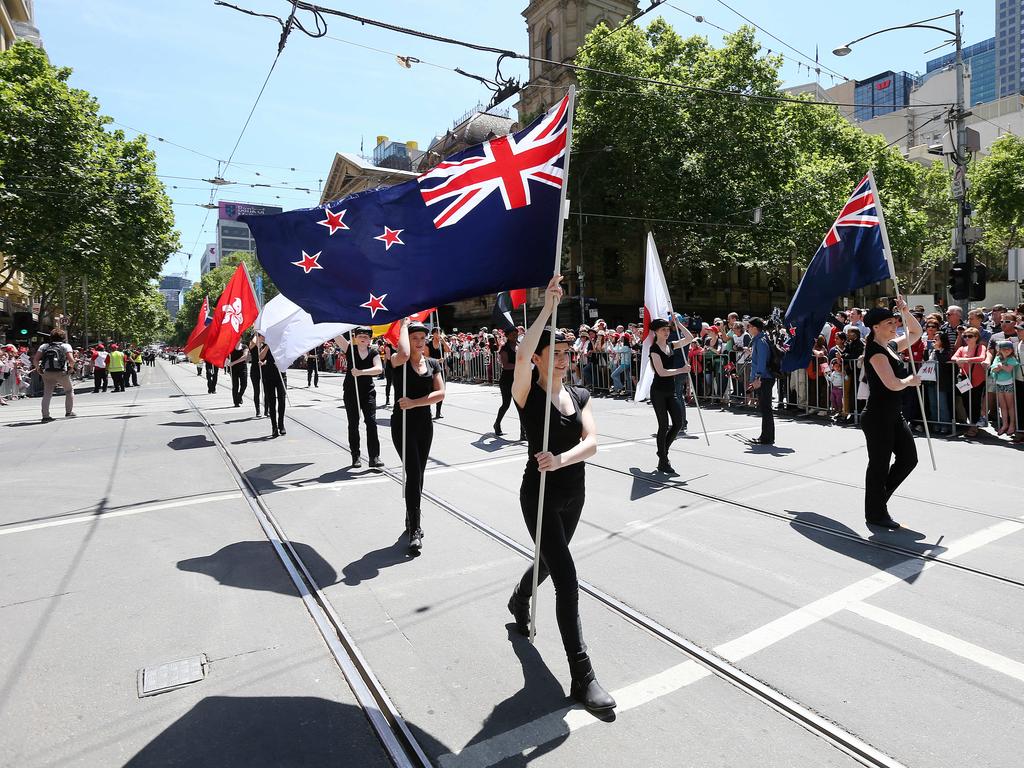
[397,397,414,410]
[535,451,562,472]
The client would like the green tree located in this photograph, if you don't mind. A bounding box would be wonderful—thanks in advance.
[173,252,276,344]
[0,41,178,325]
[970,134,1024,277]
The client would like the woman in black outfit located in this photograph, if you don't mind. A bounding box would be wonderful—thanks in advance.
[380,340,394,406]
[391,319,445,552]
[228,341,248,407]
[248,336,264,417]
[257,334,286,438]
[861,300,922,529]
[493,331,525,439]
[647,316,694,474]
[506,275,615,715]
[335,328,383,469]
[427,327,450,420]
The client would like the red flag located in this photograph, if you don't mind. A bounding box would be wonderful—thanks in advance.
[374,308,436,347]
[510,289,527,309]
[183,297,210,364]
[201,264,259,365]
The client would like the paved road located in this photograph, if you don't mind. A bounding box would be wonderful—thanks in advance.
[2,360,1021,767]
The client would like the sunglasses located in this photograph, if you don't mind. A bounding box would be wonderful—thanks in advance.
[926,324,939,328]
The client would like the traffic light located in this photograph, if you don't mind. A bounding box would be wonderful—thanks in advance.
[11,311,35,338]
[970,262,987,302]
[948,262,971,300]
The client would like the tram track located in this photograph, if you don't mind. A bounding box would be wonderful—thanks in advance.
[164,367,432,768]
[175,366,906,768]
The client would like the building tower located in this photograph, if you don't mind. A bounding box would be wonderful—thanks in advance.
[515,0,637,123]
[995,0,1023,99]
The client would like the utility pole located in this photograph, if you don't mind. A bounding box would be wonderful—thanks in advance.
[577,264,586,326]
[951,9,968,267]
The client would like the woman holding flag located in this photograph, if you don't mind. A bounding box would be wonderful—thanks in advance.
[390,318,445,553]
[860,301,922,529]
[335,328,383,469]
[647,316,694,474]
[506,275,615,715]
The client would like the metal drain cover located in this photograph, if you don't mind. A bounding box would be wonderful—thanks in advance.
[138,654,207,697]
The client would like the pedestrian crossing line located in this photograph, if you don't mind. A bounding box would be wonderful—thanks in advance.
[846,601,1024,684]
[0,492,244,537]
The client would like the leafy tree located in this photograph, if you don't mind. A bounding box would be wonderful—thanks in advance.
[0,41,177,324]
[173,251,276,344]
[970,134,1024,277]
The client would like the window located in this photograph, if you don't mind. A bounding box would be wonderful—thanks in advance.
[544,27,553,61]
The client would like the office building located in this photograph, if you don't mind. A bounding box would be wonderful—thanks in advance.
[200,244,218,276]
[158,275,192,320]
[996,0,1023,98]
[927,37,996,106]
[1,0,42,51]
[214,201,282,266]
[853,71,919,121]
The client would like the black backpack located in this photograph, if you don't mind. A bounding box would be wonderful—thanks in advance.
[766,337,785,377]
[42,343,67,372]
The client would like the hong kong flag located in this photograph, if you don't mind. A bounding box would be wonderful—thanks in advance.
[201,263,259,365]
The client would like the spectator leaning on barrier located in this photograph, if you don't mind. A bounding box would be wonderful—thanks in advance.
[951,327,988,437]
[940,305,965,350]
[32,328,76,423]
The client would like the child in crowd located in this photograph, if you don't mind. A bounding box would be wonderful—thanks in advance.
[988,340,1019,436]
[826,358,844,415]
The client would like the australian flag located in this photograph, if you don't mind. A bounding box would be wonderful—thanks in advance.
[242,95,571,325]
[781,173,893,372]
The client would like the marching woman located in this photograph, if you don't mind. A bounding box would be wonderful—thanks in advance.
[257,333,286,438]
[390,319,445,552]
[506,275,615,714]
[493,330,525,440]
[248,335,264,417]
[335,327,383,469]
[647,316,694,474]
[860,299,922,529]
[380,338,395,407]
[426,326,451,420]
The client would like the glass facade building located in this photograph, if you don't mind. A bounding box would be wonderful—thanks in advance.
[996,0,1023,98]
[854,71,919,121]
[927,38,996,106]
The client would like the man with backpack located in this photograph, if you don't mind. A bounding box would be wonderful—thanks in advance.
[32,329,76,423]
[747,317,776,445]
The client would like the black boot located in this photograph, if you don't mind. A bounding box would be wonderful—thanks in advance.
[569,655,616,714]
[494,422,504,437]
[507,586,531,637]
[407,509,423,553]
[351,454,362,469]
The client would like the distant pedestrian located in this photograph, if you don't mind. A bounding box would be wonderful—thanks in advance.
[204,359,219,394]
[130,349,143,385]
[108,345,126,392]
[91,344,109,393]
[426,327,450,420]
[248,335,264,417]
[228,341,248,407]
[257,334,286,438]
[305,348,320,387]
[33,328,75,423]
[747,317,775,445]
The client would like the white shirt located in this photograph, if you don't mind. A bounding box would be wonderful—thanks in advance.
[93,351,109,369]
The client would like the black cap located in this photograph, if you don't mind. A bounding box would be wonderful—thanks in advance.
[408,322,429,335]
[353,326,371,337]
[864,307,898,329]
[649,318,670,332]
[534,329,568,356]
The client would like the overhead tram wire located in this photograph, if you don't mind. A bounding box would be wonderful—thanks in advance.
[231,1,954,111]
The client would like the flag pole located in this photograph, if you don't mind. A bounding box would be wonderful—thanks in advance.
[402,356,408,499]
[245,262,290,407]
[529,86,576,645]
[671,310,709,447]
[868,170,936,472]
[349,336,362,460]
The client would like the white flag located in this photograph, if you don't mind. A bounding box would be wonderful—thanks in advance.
[634,233,675,402]
[255,294,353,371]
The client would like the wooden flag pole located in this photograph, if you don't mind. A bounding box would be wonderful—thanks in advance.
[529,86,576,645]
[868,169,936,472]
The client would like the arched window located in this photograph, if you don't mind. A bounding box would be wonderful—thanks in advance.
[544,27,553,61]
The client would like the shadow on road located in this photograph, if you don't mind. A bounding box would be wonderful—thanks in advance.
[167,435,215,450]
[177,540,339,594]
[342,534,415,586]
[243,462,314,492]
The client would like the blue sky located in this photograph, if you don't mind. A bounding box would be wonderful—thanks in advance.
[35,0,993,283]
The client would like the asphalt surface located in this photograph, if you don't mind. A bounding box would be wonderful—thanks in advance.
[2,360,1021,767]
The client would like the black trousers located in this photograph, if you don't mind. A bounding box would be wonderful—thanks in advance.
[861,409,918,518]
[958,381,985,424]
[205,364,218,394]
[651,387,682,459]
[434,367,444,418]
[93,369,108,392]
[390,409,433,525]
[129,365,139,387]
[307,360,319,386]
[496,369,514,428]
[345,383,379,458]
[383,365,393,403]
[111,371,125,392]
[124,363,133,387]
[516,481,587,663]
[231,365,248,405]
[262,370,286,431]
[249,366,262,414]
[757,378,775,442]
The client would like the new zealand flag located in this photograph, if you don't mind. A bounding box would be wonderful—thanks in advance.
[242,95,570,325]
[781,173,893,372]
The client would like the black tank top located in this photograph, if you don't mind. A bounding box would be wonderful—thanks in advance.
[230,346,245,364]
[344,345,379,395]
[864,339,906,417]
[260,348,279,376]
[392,357,441,411]
[518,380,589,490]
[649,343,675,392]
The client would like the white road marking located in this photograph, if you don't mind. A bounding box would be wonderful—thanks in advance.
[847,601,1024,684]
[0,492,243,536]
[437,514,1024,765]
